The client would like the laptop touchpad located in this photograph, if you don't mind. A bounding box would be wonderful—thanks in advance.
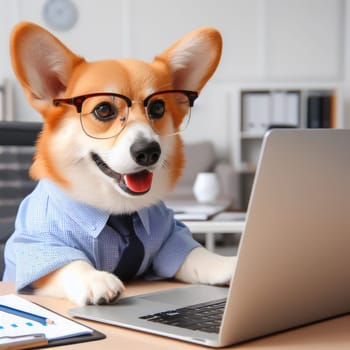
[140,285,228,306]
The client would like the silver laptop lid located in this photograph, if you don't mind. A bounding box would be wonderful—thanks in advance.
[69,129,350,347]
[220,129,350,345]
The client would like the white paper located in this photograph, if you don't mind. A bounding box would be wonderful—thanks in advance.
[0,294,93,341]
[170,203,228,221]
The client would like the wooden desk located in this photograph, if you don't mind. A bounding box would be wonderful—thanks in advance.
[2,281,350,349]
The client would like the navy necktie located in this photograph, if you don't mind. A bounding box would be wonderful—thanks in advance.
[107,214,145,282]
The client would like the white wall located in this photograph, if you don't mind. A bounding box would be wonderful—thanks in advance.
[0,0,348,161]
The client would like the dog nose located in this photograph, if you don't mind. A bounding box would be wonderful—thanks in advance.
[130,139,161,166]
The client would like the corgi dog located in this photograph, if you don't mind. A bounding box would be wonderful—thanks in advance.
[4,22,236,306]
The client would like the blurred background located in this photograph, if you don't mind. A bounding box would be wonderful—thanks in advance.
[0,0,349,209]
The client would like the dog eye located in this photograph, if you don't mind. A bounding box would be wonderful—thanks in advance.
[147,100,165,119]
[93,102,117,121]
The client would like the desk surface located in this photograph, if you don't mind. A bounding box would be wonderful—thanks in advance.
[1,281,350,349]
[184,219,245,234]
[184,212,246,233]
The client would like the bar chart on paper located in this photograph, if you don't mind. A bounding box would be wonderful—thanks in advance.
[0,294,93,340]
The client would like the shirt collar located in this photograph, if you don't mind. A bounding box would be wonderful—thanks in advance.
[42,180,109,238]
[137,207,151,234]
[41,180,152,238]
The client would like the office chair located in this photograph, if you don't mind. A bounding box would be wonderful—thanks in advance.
[0,121,42,278]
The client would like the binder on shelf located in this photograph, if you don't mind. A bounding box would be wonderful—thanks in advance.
[330,94,336,128]
[270,91,300,127]
[285,91,300,126]
[322,96,331,128]
[0,85,4,121]
[242,92,270,134]
[307,96,321,128]
[242,90,300,135]
[307,94,334,128]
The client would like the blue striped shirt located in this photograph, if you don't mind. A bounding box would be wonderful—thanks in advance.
[3,180,200,291]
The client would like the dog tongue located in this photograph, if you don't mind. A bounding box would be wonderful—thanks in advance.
[124,171,153,193]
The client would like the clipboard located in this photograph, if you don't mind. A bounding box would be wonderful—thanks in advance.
[33,316,106,349]
[0,295,105,349]
[37,329,105,349]
[0,329,105,349]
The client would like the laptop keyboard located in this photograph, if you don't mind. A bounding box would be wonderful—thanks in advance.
[139,298,226,334]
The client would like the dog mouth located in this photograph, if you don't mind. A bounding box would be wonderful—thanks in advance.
[91,152,153,195]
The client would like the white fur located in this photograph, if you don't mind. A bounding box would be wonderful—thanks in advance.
[20,31,75,100]
[36,248,236,306]
[38,118,237,304]
[50,119,174,213]
[35,261,125,306]
[12,23,230,305]
[168,35,218,91]
[175,247,236,285]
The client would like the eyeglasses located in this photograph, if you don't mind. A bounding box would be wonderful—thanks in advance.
[53,90,198,139]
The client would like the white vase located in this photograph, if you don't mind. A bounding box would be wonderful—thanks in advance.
[193,172,220,203]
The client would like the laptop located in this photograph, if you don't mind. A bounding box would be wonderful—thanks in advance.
[69,129,350,347]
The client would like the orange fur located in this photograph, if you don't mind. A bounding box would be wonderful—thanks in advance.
[30,116,70,187]
[11,22,222,191]
[10,22,223,303]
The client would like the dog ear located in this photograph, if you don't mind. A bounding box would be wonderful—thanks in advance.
[157,27,222,92]
[10,22,84,112]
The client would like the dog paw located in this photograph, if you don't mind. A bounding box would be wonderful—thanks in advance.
[34,260,125,306]
[68,269,125,306]
[175,247,237,286]
[205,256,235,286]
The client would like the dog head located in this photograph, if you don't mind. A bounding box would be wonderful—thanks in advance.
[10,22,222,213]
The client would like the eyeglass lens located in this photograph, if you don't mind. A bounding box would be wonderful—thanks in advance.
[79,92,191,139]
